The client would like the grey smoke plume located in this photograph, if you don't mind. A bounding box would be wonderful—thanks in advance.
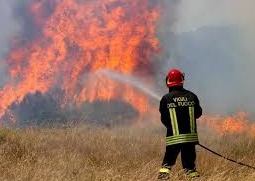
[0,1,22,87]
[159,0,255,116]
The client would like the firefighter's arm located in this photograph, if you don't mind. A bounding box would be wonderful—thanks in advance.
[194,96,202,119]
[159,97,170,127]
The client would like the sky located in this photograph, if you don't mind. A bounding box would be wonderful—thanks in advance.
[174,0,255,33]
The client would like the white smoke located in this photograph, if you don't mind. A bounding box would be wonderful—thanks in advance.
[174,0,255,33]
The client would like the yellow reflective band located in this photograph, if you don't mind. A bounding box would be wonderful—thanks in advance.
[166,133,198,138]
[159,168,171,174]
[187,171,199,178]
[189,106,195,133]
[166,134,198,141]
[166,137,198,143]
[166,138,198,145]
[166,134,198,145]
[169,108,179,135]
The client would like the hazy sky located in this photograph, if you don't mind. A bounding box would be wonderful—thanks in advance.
[174,0,255,33]
[171,0,255,115]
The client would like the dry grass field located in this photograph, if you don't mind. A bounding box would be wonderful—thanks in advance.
[0,123,254,181]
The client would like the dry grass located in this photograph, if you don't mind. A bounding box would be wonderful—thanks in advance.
[0,124,254,181]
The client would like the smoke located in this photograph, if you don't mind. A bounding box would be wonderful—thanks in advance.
[0,1,21,87]
[174,0,255,33]
[159,0,255,116]
[0,0,53,87]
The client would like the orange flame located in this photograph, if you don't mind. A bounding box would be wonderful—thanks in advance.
[199,112,255,137]
[0,0,161,120]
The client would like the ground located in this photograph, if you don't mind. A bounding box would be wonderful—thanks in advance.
[0,124,254,181]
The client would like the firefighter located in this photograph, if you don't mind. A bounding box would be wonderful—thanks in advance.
[158,68,202,180]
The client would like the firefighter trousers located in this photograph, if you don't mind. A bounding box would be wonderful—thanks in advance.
[162,142,196,171]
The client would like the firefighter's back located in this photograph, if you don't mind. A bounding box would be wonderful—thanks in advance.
[160,87,202,143]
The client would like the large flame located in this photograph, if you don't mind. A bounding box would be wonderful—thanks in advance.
[0,0,160,119]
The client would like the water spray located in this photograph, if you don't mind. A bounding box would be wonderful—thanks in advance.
[99,69,255,170]
[98,69,161,101]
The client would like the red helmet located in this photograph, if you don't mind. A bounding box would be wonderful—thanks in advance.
[166,68,185,87]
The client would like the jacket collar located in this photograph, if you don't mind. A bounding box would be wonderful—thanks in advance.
[169,86,183,92]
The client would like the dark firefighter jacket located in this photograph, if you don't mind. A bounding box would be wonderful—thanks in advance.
[159,86,202,146]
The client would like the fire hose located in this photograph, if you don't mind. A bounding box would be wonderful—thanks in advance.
[198,143,255,170]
